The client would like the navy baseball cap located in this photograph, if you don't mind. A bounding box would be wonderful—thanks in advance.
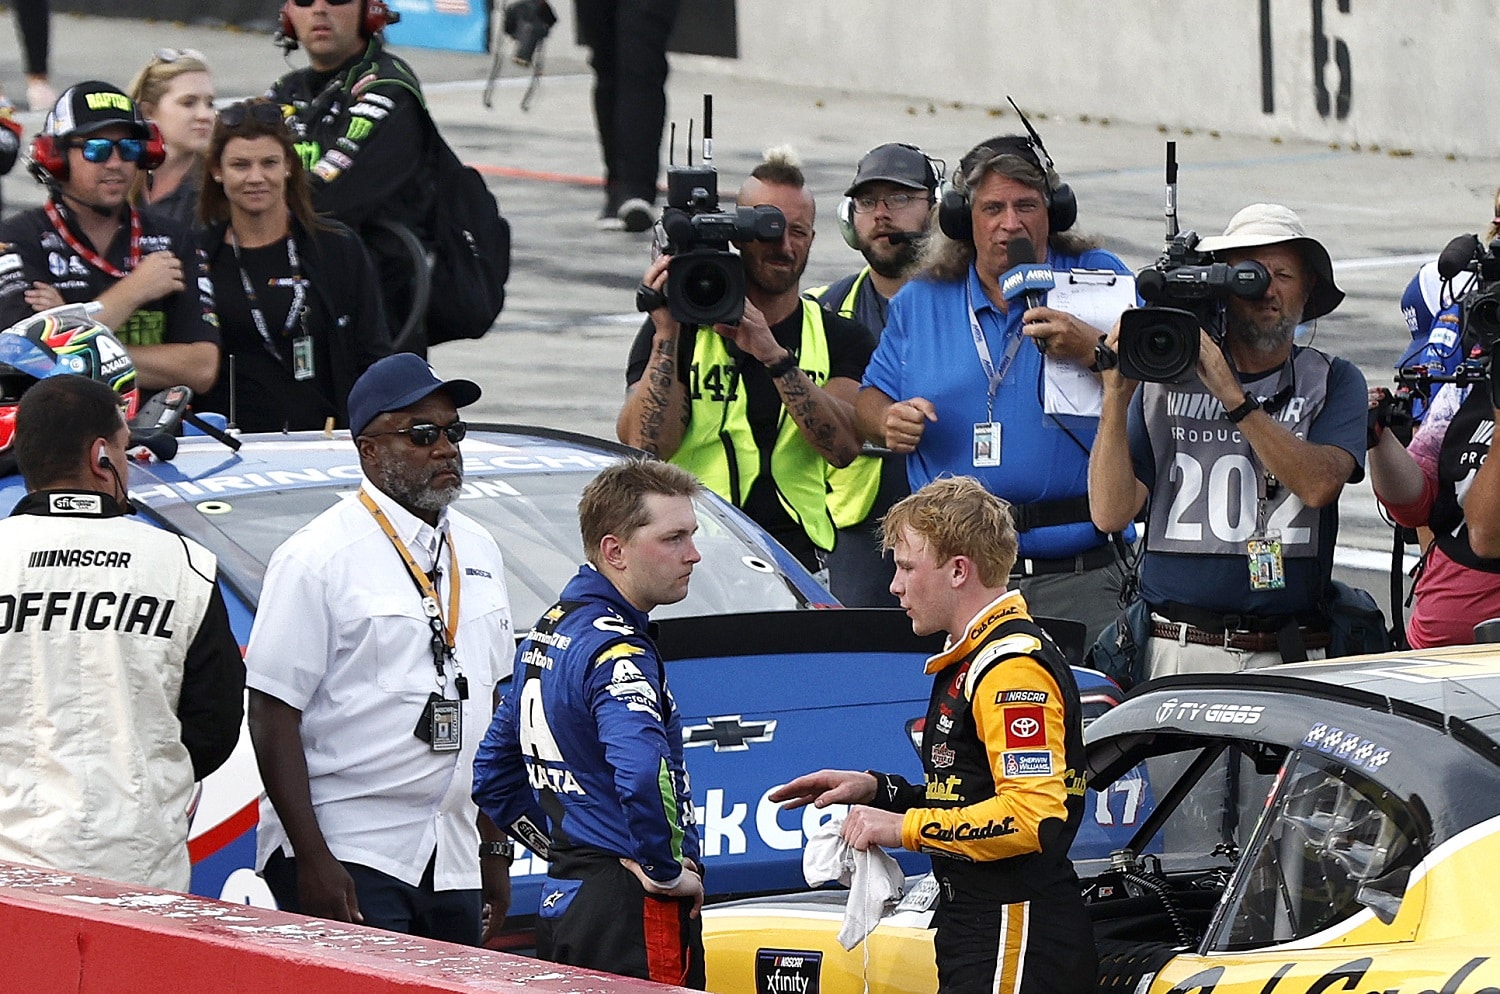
[348,353,481,437]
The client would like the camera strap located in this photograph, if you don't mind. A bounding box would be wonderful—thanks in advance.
[966,280,1025,421]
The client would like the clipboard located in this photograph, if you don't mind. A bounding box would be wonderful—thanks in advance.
[1042,269,1137,417]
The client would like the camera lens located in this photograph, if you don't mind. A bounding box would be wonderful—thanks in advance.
[681,262,729,311]
[1146,330,1176,357]
[1117,307,1200,384]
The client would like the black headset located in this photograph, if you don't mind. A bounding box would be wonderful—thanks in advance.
[937,103,1076,242]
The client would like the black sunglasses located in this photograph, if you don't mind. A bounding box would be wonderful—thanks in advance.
[290,0,356,6]
[218,101,287,130]
[363,421,468,447]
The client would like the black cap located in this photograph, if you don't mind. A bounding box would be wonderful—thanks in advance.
[347,353,482,437]
[43,82,147,140]
[844,143,937,196]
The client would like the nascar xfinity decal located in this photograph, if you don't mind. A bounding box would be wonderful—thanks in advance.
[756,949,822,994]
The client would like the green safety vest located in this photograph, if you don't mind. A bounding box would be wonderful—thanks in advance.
[674,299,836,552]
[808,269,884,529]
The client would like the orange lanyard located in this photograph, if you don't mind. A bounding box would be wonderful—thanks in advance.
[359,489,463,686]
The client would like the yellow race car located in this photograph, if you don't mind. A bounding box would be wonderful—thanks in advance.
[704,646,1500,994]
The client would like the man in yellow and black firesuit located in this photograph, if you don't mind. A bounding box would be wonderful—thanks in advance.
[771,475,1092,994]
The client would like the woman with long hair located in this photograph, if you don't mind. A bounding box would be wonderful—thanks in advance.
[127,48,216,227]
[196,99,392,432]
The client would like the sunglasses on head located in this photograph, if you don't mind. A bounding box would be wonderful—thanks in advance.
[290,0,358,7]
[218,101,288,130]
[363,421,468,447]
[75,137,146,164]
[153,47,207,63]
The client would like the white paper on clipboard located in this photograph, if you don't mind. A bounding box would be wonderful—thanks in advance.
[1042,269,1137,417]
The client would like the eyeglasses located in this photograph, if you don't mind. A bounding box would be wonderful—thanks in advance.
[218,101,288,130]
[153,47,207,64]
[75,137,147,164]
[363,421,468,447]
[290,0,357,7]
[850,192,930,214]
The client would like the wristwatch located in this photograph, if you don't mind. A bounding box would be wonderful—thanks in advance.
[1225,393,1261,423]
[479,839,515,860]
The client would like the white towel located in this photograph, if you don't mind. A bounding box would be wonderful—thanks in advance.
[802,816,906,950]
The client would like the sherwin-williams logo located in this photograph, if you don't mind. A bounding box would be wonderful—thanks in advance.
[85,92,133,112]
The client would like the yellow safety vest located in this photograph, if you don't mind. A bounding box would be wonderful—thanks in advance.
[809,269,885,529]
[674,299,837,551]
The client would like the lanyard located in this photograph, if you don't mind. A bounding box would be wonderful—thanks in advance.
[359,489,466,694]
[230,229,307,358]
[966,279,1026,421]
[44,200,141,279]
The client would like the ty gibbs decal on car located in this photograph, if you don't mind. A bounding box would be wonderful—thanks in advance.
[756,949,822,994]
[1154,698,1265,726]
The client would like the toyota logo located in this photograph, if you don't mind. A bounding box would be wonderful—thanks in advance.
[1010,716,1039,737]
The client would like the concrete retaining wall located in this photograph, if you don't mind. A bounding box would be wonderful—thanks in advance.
[0,860,680,994]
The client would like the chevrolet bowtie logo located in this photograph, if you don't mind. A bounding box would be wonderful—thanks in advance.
[682,715,777,752]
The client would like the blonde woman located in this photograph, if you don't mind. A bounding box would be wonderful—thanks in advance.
[127,48,215,226]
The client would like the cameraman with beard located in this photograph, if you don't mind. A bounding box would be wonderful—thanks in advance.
[617,148,874,576]
[1090,205,1367,677]
[246,354,515,943]
[808,143,938,605]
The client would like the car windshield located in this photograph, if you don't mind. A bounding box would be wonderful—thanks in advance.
[156,471,808,623]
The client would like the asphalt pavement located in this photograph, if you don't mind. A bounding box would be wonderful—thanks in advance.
[5,11,1499,615]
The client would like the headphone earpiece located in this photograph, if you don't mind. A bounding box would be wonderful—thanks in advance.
[27,133,67,182]
[140,121,167,171]
[97,452,112,469]
[837,197,858,250]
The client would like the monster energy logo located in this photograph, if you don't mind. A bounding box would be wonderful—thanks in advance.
[345,117,374,142]
[294,141,320,171]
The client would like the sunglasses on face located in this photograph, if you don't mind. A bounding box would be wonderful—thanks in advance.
[363,421,468,447]
[290,0,357,7]
[218,101,288,130]
[75,137,146,164]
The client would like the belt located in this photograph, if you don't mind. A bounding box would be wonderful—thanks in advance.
[1012,543,1117,578]
[1009,495,1093,534]
[1151,620,1332,652]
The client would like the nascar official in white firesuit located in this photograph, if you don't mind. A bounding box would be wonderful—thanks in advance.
[773,476,1093,994]
[0,369,243,891]
[473,459,705,987]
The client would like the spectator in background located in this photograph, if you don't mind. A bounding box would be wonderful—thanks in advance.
[13,0,53,111]
[576,0,680,233]
[195,99,391,432]
[0,82,220,395]
[1370,377,1500,646]
[808,142,940,606]
[128,48,217,228]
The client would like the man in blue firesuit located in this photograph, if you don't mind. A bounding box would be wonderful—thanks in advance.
[473,458,704,986]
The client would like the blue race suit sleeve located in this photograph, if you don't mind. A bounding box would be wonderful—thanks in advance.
[585,637,691,886]
[472,675,548,846]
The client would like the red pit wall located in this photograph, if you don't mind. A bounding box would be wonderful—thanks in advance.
[0,861,684,994]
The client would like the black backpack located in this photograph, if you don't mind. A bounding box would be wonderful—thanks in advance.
[423,128,512,344]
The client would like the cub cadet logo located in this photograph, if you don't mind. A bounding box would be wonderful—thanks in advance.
[925,775,963,802]
[1154,698,1264,726]
[85,92,133,112]
[919,816,1016,843]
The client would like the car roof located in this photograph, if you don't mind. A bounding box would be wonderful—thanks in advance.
[1087,645,1500,843]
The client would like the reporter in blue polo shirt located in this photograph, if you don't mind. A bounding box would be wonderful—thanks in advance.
[857,134,1132,644]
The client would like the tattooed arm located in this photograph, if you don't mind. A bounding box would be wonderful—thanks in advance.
[617,257,691,458]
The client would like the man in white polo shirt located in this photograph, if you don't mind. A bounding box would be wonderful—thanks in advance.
[245,353,515,944]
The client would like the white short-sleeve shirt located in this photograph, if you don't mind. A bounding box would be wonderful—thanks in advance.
[246,476,514,891]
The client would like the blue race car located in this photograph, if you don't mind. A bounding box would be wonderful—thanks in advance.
[0,424,1125,918]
